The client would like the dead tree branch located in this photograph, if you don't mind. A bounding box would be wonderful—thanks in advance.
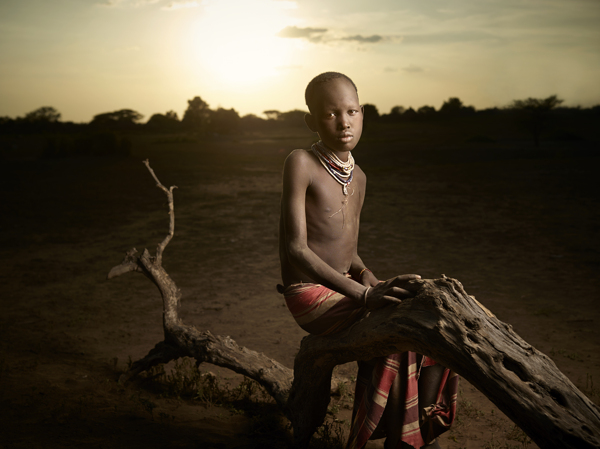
[109,162,600,449]
[142,159,176,265]
[288,277,600,448]
[108,161,293,408]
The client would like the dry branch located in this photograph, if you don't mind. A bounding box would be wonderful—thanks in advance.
[142,159,176,265]
[108,161,293,408]
[288,277,600,448]
[109,161,600,449]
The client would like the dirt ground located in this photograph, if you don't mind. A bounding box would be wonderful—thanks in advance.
[0,126,599,449]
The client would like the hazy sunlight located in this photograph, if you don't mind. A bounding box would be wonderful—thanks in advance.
[189,0,296,87]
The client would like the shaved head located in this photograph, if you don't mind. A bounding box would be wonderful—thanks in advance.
[305,72,358,114]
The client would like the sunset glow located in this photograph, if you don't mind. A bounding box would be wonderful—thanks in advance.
[0,0,599,122]
[188,0,295,86]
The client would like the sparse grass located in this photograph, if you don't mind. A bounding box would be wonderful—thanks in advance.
[483,426,532,449]
[132,357,297,445]
[459,399,485,420]
[448,389,535,449]
[124,357,358,447]
[447,396,486,443]
[582,373,599,402]
[314,379,353,448]
[311,419,347,449]
[136,357,262,407]
[566,352,584,362]
[550,348,584,362]
[505,425,532,447]
[134,394,157,417]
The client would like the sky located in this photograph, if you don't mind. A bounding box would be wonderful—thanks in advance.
[1,0,599,123]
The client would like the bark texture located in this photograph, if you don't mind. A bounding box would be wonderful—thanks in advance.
[109,161,600,449]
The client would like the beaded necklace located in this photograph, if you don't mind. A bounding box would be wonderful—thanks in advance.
[311,141,355,227]
[311,141,354,194]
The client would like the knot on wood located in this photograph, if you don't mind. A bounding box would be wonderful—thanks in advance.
[501,355,528,382]
[463,317,481,331]
[466,332,480,345]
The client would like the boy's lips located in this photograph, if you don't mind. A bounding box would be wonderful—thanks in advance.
[338,133,353,142]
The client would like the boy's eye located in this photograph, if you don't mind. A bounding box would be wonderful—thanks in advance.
[348,109,358,115]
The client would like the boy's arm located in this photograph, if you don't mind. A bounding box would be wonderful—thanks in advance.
[347,168,380,287]
[349,253,380,287]
[282,150,366,304]
[347,241,421,309]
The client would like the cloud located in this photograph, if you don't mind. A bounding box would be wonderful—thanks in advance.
[161,1,199,10]
[277,26,327,40]
[384,67,398,73]
[96,0,126,7]
[277,26,390,45]
[400,30,502,46]
[403,64,423,73]
[96,0,160,7]
[341,34,383,44]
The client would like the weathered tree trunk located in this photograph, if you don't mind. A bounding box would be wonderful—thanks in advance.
[109,247,294,407]
[287,277,600,448]
[109,161,600,449]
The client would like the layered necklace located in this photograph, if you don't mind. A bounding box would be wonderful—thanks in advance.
[311,140,355,227]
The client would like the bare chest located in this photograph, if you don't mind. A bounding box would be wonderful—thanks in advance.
[305,170,362,233]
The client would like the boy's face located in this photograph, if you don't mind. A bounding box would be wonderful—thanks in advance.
[306,78,363,154]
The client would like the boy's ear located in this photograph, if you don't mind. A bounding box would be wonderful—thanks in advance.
[304,113,317,133]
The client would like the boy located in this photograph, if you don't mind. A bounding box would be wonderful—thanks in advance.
[278,72,457,449]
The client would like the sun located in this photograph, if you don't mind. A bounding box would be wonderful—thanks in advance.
[189,0,296,87]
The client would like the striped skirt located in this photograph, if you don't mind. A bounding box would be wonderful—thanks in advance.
[282,281,458,449]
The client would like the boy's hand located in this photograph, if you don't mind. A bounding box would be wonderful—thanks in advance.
[364,274,421,310]
[360,270,380,287]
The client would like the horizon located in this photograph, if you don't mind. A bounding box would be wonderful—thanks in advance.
[1,0,599,123]
[6,94,596,126]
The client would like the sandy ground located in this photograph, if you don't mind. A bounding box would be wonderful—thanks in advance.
[0,128,598,448]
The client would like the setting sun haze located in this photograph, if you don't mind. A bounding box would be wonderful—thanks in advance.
[1,0,599,122]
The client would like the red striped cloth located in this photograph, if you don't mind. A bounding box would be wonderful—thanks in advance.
[282,281,458,449]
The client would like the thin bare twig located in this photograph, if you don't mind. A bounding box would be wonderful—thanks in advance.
[107,248,142,279]
[142,159,177,264]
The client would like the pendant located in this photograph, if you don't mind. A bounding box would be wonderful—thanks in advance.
[343,184,348,196]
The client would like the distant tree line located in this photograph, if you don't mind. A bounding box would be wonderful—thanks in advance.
[1,94,598,157]
[4,94,599,135]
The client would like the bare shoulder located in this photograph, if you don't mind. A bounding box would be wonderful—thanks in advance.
[353,163,367,186]
[284,148,315,167]
[283,149,318,182]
